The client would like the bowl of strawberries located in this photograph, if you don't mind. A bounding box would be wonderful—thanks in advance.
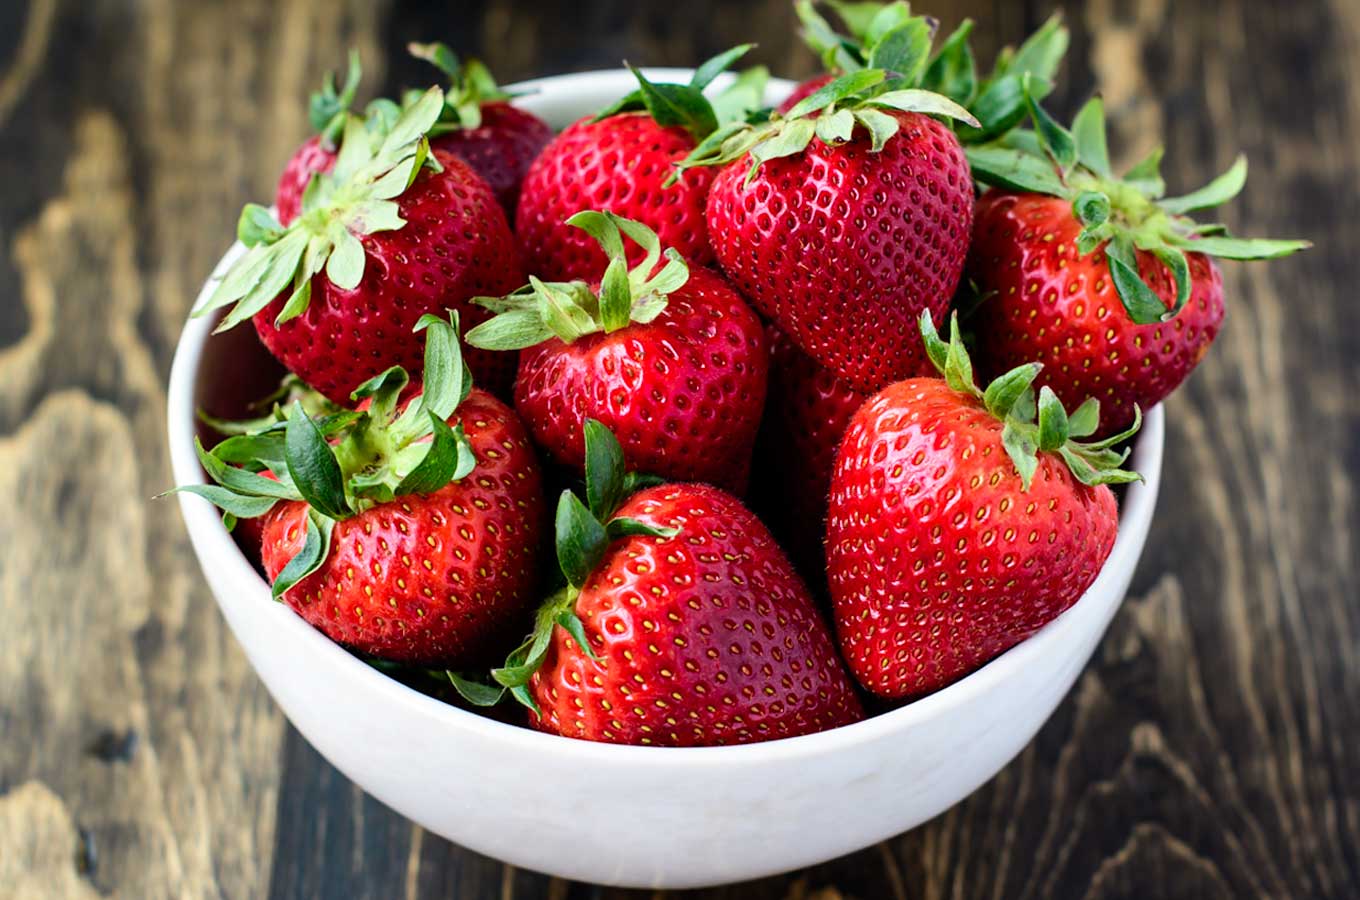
[168,4,1306,890]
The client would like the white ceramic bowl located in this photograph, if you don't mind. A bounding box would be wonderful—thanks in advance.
[168,69,1165,890]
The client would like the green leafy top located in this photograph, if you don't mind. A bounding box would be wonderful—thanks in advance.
[408,41,520,133]
[966,83,1311,324]
[920,311,1141,491]
[167,312,478,599]
[464,211,689,351]
[309,51,365,147]
[794,2,1069,144]
[475,419,673,711]
[673,12,979,184]
[593,45,769,141]
[193,88,446,333]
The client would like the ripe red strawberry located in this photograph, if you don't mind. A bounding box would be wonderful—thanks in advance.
[276,48,553,225]
[178,314,546,666]
[681,23,982,392]
[467,212,768,494]
[827,312,1140,699]
[966,90,1310,436]
[197,89,524,404]
[752,325,868,580]
[488,420,862,746]
[515,48,764,281]
[407,42,553,217]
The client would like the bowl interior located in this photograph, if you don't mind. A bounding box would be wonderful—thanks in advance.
[168,68,1166,765]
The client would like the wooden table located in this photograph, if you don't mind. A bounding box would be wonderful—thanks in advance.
[2,1,1355,897]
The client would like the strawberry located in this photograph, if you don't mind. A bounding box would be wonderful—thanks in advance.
[514,48,766,281]
[466,212,768,494]
[826,312,1141,699]
[784,3,1070,142]
[196,89,524,405]
[407,42,554,217]
[965,87,1310,435]
[680,17,982,393]
[483,420,862,746]
[175,314,546,667]
[276,48,553,225]
[752,326,869,581]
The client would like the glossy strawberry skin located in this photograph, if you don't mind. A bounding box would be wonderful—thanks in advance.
[968,192,1224,437]
[515,113,718,281]
[753,325,868,580]
[431,102,553,219]
[706,110,974,393]
[261,389,546,666]
[529,483,864,746]
[255,149,523,405]
[513,268,768,494]
[827,379,1119,699]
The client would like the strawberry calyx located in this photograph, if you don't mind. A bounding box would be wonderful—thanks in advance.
[486,419,675,712]
[966,79,1312,324]
[193,87,446,333]
[408,41,520,133]
[920,311,1142,490]
[308,50,364,148]
[594,45,768,141]
[673,13,979,184]
[166,312,479,599]
[795,3,1069,145]
[464,211,689,350]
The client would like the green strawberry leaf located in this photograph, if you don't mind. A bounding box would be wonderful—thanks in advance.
[554,610,600,661]
[691,44,755,90]
[1001,420,1040,491]
[583,418,626,521]
[964,145,1066,195]
[1160,155,1248,214]
[786,69,886,119]
[555,490,608,589]
[867,17,934,83]
[167,484,282,519]
[1105,238,1170,325]
[271,511,335,600]
[982,362,1042,420]
[394,414,474,496]
[922,20,977,104]
[605,517,678,541]
[1168,234,1312,260]
[445,671,507,707]
[1071,96,1112,178]
[1035,386,1070,451]
[285,402,353,520]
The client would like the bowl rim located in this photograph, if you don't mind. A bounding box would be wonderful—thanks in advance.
[168,66,1165,767]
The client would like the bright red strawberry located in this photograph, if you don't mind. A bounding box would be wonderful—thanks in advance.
[198,89,524,405]
[681,32,981,393]
[408,42,554,216]
[489,421,862,746]
[752,325,868,580]
[827,313,1140,699]
[467,212,768,494]
[180,314,546,666]
[966,92,1309,436]
[515,49,764,281]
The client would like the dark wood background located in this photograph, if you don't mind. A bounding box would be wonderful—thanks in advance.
[1,0,1355,897]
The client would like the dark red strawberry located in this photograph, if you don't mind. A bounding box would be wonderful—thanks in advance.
[966,89,1309,435]
[753,325,869,581]
[178,313,546,667]
[408,42,554,216]
[515,48,764,281]
[827,313,1139,699]
[197,89,524,404]
[488,420,862,746]
[466,212,768,494]
[685,56,978,392]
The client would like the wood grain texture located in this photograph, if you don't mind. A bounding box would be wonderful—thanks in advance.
[0,1,1354,898]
